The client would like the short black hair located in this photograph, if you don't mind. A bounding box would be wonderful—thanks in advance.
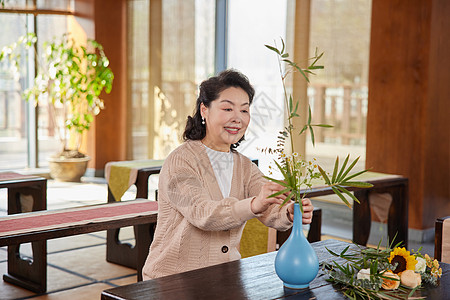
[183,69,255,151]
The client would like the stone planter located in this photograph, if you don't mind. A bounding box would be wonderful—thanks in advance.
[48,156,91,182]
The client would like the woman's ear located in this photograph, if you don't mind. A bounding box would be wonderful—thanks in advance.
[200,102,208,119]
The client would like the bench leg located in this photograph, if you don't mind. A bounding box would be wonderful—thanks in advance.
[4,186,47,293]
[106,223,155,277]
[106,228,136,269]
[4,241,47,293]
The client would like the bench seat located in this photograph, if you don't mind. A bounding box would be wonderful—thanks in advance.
[0,199,158,293]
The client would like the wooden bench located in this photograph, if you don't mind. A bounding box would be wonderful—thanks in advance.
[1,172,48,286]
[0,199,158,293]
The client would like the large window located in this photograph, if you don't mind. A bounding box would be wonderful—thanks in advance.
[128,0,215,159]
[0,14,29,169]
[227,0,372,173]
[307,0,372,172]
[227,0,288,174]
[0,1,72,170]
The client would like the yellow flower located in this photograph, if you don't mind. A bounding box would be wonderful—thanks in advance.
[389,247,417,274]
[381,271,400,290]
[425,254,433,268]
[431,267,442,278]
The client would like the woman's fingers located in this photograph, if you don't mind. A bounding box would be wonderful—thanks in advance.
[301,198,314,224]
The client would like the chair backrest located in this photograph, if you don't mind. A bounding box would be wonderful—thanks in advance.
[435,216,450,263]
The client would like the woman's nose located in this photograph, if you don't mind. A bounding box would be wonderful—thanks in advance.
[231,111,241,123]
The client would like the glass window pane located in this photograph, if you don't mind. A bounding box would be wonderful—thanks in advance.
[37,0,73,11]
[227,0,288,173]
[128,0,150,160]
[36,14,69,167]
[307,0,371,172]
[128,0,215,160]
[0,0,31,10]
[0,14,29,170]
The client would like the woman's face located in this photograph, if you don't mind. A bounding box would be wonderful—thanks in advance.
[200,87,250,152]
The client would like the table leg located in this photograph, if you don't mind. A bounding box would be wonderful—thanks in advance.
[387,184,409,248]
[6,183,47,292]
[353,181,409,248]
[353,189,371,246]
[135,223,156,281]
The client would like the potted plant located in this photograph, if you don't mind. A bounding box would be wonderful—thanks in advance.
[0,33,114,181]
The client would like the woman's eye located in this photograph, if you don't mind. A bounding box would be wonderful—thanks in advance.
[241,110,249,113]
[223,108,232,111]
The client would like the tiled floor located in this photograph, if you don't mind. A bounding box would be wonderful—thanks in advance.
[0,176,435,300]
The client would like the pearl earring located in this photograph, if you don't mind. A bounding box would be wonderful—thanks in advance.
[202,117,205,125]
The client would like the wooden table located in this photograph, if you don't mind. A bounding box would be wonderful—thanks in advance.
[101,239,449,300]
[304,172,409,247]
[0,172,47,293]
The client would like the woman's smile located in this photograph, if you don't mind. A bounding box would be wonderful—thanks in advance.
[224,126,241,134]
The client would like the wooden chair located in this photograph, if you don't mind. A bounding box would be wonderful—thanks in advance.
[435,216,450,263]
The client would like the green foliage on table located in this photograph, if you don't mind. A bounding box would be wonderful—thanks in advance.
[262,38,372,212]
[323,239,441,299]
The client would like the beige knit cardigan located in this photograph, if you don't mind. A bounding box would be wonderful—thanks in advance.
[142,140,292,280]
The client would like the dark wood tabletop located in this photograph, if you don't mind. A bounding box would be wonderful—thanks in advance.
[101,239,449,300]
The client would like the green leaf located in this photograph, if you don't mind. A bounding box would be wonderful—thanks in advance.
[293,100,299,115]
[340,181,374,188]
[338,156,361,182]
[337,186,360,205]
[336,155,350,182]
[318,165,331,185]
[313,124,333,128]
[332,187,352,209]
[307,105,312,125]
[264,44,280,55]
[268,187,291,198]
[281,190,296,207]
[309,125,315,146]
[280,38,285,54]
[340,169,369,182]
[299,125,308,135]
[332,156,339,183]
[263,176,290,188]
[326,246,346,257]
[289,95,293,112]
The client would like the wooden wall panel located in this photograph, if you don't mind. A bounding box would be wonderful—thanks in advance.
[78,0,128,174]
[366,0,450,230]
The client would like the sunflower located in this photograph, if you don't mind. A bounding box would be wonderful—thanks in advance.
[389,247,417,274]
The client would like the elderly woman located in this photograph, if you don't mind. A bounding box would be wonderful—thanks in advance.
[142,69,314,279]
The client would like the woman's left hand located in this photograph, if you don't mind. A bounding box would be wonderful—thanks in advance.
[286,198,314,224]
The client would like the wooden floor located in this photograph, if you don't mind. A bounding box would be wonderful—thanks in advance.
[0,176,434,300]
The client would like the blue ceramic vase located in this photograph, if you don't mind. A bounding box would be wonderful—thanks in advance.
[274,202,319,289]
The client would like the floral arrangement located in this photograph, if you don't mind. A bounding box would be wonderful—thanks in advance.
[324,241,442,299]
[263,38,373,212]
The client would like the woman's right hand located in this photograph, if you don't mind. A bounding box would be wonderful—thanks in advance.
[250,182,288,214]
